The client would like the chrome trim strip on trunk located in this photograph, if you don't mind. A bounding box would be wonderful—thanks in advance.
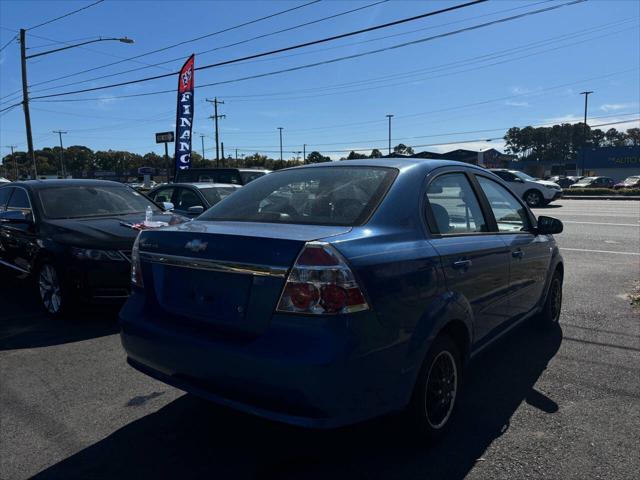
[139,251,288,278]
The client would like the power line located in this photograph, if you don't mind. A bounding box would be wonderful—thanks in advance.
[28,0,104,31]
[23,0,322,91]
[28,0,491,100]
[0,34,17,53]
[25,0,390,94]
[28,0,587,102]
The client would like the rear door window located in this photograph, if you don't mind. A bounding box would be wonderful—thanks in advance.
[425,173,487,234]
[149,187,175,204]
[175,188,204,210]
[199,166,397,226]
[7,188,30,211]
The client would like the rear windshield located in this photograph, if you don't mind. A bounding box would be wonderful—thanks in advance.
[198,166,397,226]
[38,185,161,219]
[176,169,242,184]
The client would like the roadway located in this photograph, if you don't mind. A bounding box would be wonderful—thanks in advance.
[1,199,638,479]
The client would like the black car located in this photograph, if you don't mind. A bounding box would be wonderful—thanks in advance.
[146,182,241,217]
[0,180,184,316]
[175,168,271,185]
[569,176,615,189]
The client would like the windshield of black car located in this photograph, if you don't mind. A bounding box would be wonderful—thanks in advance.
[38,186,161,219]
[198,166,397,226]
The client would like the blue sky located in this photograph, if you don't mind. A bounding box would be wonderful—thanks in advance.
[1,0,639,160]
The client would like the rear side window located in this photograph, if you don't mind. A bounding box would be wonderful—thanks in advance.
[149,187,175,204]
[426,173,487,234]
[199,167,397,226]
[0,187,12,211]
[477,176,530,232]
[7,188,30,210]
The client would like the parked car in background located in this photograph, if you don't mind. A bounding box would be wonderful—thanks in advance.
[569,176,615,189]
[0,177,10,183]
[0,180,184,316]
[489,169,562,207]
[613,175,640,190]
[175,168,243,185]
[121,159,564,439]
[239,169,271,184]
[548,176,576,188]
[146,182,241,217]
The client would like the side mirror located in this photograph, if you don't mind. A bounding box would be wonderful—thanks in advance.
[536,215,563,235]
[162,202,174,211]
[188,205,204,215]
[0,210,32,224]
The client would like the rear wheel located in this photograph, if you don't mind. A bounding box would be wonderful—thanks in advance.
[37,263,68,317]
[524,189,543,208]
[408,335,461,442]
[540,272,563,326]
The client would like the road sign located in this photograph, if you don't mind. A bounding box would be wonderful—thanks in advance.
[155,131,174,143]
[138,166,155,175]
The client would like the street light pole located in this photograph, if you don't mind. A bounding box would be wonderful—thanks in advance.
[278,127,284,162]
[386,114,394,155]
[303,143,306,164]
[580,91,593,176]
[19,32,133,180]
[53,130,67,178]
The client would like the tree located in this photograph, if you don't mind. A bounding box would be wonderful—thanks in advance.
[627,128,640,146]
[306,151,331,163]
[369,149,383,158]
[345,151,367,160]
[393,144,414,156]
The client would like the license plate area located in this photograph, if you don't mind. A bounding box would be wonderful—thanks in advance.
[160,266,252,325]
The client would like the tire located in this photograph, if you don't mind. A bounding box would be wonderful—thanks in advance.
[37,263,69,317]
[524,189,544,208]
[540,272,563,326]
[408,335,461,442]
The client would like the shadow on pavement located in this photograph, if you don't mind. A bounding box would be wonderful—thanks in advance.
[33,321,562,480]
[0,272,120,351]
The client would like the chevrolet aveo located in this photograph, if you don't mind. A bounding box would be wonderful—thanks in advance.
[120,159,564,440]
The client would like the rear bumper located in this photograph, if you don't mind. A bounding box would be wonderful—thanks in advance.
[119,292,414,428]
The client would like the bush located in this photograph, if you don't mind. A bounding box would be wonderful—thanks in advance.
[566,188,640,196]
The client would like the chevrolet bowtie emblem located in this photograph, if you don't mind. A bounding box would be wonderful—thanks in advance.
[185,239,208,253]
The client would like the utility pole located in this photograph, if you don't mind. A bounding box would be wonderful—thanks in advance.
[20,29,36,179]
[580,91,593,176]
[221,142,225,166]
[235,148,238,161]
[206,98,225,167]
[19,32,133,181]
[386,114,394,155]
[278,127,284,162]
[53,130,67,178]
[200,134,206,161]
[5,146,17,180]
[303,144,306,164]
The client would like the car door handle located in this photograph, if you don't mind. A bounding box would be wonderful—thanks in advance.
[512,249,525,259]
[452,259,472,270]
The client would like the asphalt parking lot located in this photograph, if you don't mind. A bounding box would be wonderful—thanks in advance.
[1,198,638,480]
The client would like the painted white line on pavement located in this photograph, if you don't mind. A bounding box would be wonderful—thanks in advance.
[562,221,640,227]
[561,248,640,256]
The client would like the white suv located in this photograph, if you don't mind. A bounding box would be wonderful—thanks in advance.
[490,169,562,207]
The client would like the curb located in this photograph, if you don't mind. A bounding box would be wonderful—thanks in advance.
[561,196,640,201]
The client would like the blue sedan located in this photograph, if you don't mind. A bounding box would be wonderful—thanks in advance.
[119,158,564,439]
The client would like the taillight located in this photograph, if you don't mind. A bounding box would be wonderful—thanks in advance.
[276,242,368,315]
[131,234,143,287]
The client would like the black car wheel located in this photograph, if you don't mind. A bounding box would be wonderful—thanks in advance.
[409,335,461,441]
[540,272,563,326]
[38,263,66,316]
[524,189,543,208]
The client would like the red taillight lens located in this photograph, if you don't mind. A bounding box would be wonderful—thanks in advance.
[276,242,368,315]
